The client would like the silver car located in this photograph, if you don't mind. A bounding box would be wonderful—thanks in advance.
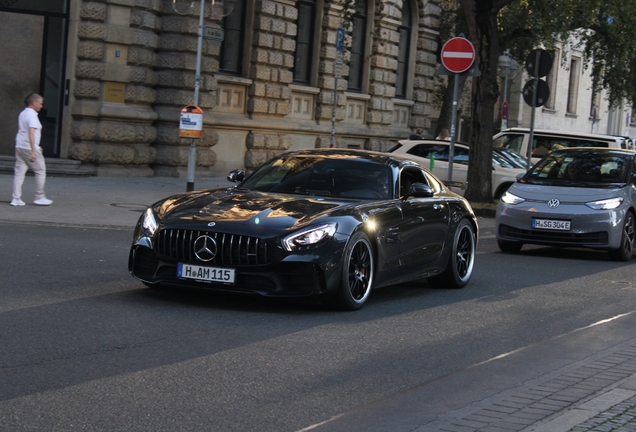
[496,148,636,260]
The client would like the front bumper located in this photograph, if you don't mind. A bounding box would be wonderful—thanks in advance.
[128,232,348,298]
[496,201,625,250]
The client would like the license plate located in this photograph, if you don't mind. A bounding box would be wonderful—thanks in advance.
[178,263,235,284]
[532,219,571,230]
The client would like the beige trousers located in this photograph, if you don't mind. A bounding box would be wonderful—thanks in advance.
[13,147,47,201]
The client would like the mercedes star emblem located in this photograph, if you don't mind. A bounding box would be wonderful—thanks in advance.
[193,235,217,262]
[548,198,560,209]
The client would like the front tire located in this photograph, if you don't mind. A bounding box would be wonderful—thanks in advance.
[328,231,374,311]
[429,219,475,288]
[608,212,635,261]
[497,239,523,253]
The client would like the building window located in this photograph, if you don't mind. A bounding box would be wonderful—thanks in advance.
[566,57,581,114]
[293,0,316,84]
[220,0,246,75]
[544,49,558,110]
[395,0,412,98]
[347,0,368,92]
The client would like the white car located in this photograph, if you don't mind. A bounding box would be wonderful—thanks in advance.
[390,139,528,199]
[493,128,623,165]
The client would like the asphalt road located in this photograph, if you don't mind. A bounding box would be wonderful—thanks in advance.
[1,222,636,431]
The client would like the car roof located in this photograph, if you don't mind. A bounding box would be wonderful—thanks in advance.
[284,147,428,170]
[495,128,619,142]
[549,147,636,156]
[397,139,470,148]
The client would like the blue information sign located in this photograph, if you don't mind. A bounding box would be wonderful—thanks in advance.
[336,27,345,51]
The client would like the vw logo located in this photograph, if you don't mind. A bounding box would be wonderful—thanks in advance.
[548,198,560,209]
[193,235,217,262]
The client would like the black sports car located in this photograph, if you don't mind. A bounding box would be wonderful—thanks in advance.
[128,149,478,310]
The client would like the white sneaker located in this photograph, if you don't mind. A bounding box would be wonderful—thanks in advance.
[10,199,25,206]
[34,197,53,206]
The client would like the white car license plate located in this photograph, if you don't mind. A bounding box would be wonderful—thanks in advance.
[532,219,571,230]
[178,263,235,284]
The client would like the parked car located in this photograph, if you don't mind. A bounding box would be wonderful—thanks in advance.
[496,147,636,260]
[493,128,623,164]
[389,139,527,199]
[129,148,478,311]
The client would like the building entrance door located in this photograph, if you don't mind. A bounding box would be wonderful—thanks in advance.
[0,0,69,158]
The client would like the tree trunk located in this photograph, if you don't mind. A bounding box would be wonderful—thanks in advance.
[459,0,510,203]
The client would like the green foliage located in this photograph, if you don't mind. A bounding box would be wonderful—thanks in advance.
[498,0,636,107]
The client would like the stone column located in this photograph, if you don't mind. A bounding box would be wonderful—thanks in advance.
[364,0,400,151]
[314,2,346,131]
[411,0,440,132]
[69,0,160,176]
[243,0,296,169]
[153,0,219,177]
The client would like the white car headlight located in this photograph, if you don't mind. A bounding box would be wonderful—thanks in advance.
[585,197,623,210]
[141,208,158,236]
[501,191,526,205]
[282,223,337,252]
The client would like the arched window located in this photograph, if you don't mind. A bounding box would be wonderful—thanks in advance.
[348,0,368,92]
[293,0,317,84]
[220,0,246,75]
[395,0,412,98]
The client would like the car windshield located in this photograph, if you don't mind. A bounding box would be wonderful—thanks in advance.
[240,155,394,199]
[494,148,528,169]
[522,151,631,187]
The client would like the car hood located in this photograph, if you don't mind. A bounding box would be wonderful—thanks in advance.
[510,183,624,202]
[153,187,362,231]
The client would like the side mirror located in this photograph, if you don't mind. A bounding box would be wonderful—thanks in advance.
[408,183,434,198]
[516,173,525,181]
[227,169,245,184]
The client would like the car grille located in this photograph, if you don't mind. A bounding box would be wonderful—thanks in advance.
[499,224,609,245]
[154,229,269,266]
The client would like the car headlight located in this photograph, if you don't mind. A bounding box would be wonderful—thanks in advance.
[141,208,158,236]
[585,197,623,210]
[501,191,526,205]
[282,223,337,252]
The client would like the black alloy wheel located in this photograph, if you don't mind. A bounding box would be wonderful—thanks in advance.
[429,219,475,288]
[329,231,374,311]
[609,212,635,261]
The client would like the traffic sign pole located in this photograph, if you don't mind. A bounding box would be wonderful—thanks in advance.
[440,37,475,183]
[331,27,345,148]
[527,49,541,168]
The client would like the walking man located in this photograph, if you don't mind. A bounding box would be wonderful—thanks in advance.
[11,93,52,206]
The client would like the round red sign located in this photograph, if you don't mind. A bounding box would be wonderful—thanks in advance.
[441,37,476,74]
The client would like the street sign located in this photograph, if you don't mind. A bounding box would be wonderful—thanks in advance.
[179,105,204,139]
[204,25,224,41]
[522,79,550,107]
[525,49,552,78]
[441,37,475,74]
[336,27,345,52]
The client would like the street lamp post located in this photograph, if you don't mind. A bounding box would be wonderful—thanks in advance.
[497,50,518,131]
[184,0,207,191]
[173,0,234,191]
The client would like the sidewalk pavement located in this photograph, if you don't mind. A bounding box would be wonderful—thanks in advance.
[2,173,636,432]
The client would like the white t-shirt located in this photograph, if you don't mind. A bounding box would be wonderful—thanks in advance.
[15,107,42,150]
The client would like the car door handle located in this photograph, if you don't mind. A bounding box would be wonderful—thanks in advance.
[433,204,444,211]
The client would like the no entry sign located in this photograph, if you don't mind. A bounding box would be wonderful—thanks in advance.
[441,37,476,74]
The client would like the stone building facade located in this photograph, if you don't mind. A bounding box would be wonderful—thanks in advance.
[0,0,442,176]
